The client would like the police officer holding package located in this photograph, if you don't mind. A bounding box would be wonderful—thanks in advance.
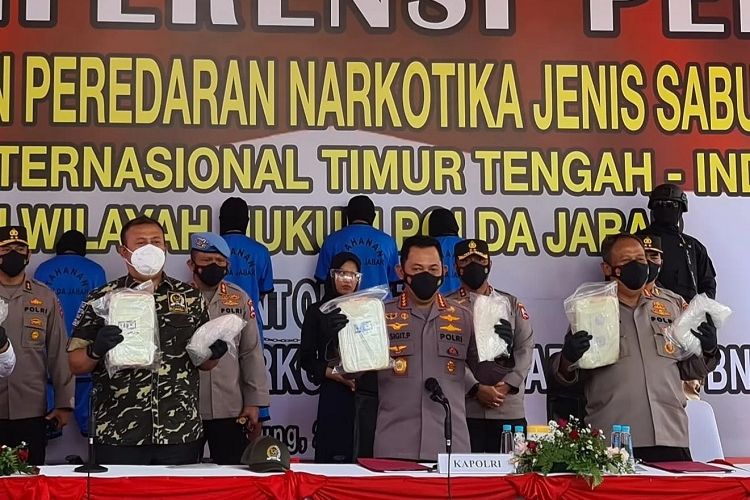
[0,226,74,465]
[553,233,719,462]
[372,235,478,460]
[188,232,270,464]
[448,239,534,452]
[640,183,716,301]
[68,217,228,465]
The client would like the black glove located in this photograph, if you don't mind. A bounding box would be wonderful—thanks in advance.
[562,330,592,364]
[0,326,7,349]
[322,307,349,339]
[692,313,717,354]
[494,319,514,351]
[89,325,124,359]
[208,339,228,360]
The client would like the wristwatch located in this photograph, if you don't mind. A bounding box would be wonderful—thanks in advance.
[467,383,480,398]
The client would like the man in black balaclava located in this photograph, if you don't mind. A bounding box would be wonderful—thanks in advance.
[638,184,716,302]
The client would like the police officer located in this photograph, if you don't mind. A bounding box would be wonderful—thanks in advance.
[372,235,478,461]
[219,197,274,423]
[553,233,719,462]
[425,208,462,295]
[67,216,228,465]
[0,331,14,377]
[0,225,74,465]
[447,239,534,452]
[315,195,398,458]
[35,230,107,436]
[640,183,716,301]
[188,232,270,465]
[641,234,702,401]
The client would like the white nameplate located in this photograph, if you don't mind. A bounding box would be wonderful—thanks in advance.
[437,453,514,474]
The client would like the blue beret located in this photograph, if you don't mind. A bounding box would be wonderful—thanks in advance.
[190,232,230,259]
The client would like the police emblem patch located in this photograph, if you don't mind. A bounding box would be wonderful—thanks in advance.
[168,292,187,313]
[447,346,458,356]
[266,445,281,461]
[446,360,456,374]
[30,331,41,341]
[393,357,408,375]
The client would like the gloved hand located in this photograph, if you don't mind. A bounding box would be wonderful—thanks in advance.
[322,307,348,339]
[208,339,228,360]
[692,313,717,354]
[0,326,7,349]
[494,319,514,351]
[89,325,124,359]
[561,330,592,364]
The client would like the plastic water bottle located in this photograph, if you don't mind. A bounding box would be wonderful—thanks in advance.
[500,424,514,454]
[621,425,636,467]
[513,425,525,446]
[611,425,622,449]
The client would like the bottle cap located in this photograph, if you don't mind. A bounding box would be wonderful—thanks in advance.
[502,424,512,431]
[622,425,631,433]
[514,426,524,433]
[612,425,622,432]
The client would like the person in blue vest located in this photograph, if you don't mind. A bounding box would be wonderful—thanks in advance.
[219,197,274,422]
[425,208,462,295]
[313,195,398,459]
[314,195,399,292]
[34,230,106,437]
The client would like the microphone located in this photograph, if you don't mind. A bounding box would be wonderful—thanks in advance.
[424,377,445,402]
[424,377,451,455]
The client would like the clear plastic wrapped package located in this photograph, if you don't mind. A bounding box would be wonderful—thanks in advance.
[320,285,391,373]
[0,298,7,324]
[664,293,732,360]
[187,314,246,366]
[564,281,620,369]
[91,281,160,377]
[471,291,512,362]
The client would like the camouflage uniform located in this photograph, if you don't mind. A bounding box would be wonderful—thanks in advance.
[68,275,208,446]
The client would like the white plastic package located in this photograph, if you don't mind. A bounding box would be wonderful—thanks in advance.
[91,281,160,377]
[471,291,512,362]
[187,314,246,366]
[320,285,391,373]
[0,298,7,324]
[564,281,620,369]
[664,293,732,360]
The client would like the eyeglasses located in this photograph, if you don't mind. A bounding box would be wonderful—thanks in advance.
[330,269,362,282]
[653,200,680,209]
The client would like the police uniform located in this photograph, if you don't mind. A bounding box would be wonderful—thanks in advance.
[553,291,719,455]
[191,233,270,465]
[68,274,209,464]
[374,292,478,460]
[0,226,74,465]
[642,234,704,402]
[449,285,534,451]
[35,244,106,436]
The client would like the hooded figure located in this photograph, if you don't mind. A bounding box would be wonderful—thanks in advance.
[299,252,362,463]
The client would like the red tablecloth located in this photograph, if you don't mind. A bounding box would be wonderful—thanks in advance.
[3,471,750,500]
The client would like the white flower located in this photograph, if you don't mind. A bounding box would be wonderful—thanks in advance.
[620,449,630,463]
[515,441,528,455]
[605,447,620,458]
[548,420,558,430]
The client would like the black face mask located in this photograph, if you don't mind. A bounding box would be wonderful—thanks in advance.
[405,272,443,301]
[0,250,28,278]
[611,260,649,291]
[647,261,661,284]
[652,206,681,227]
[195,262,227,287]
[460,262,489,290]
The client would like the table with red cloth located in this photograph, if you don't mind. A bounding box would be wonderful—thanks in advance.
[2,463,750,500]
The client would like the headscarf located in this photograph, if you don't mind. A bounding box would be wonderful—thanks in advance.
[323,251,361,301]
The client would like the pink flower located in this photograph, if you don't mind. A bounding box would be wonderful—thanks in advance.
[570,430,580,441]
[527,441,538,452]
[557,418,569,428]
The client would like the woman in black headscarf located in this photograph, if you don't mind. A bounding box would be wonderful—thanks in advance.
[299,251,362,463]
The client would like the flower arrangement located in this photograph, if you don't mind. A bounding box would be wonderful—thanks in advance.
[511,417,634,488]
[0,443,38,476]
